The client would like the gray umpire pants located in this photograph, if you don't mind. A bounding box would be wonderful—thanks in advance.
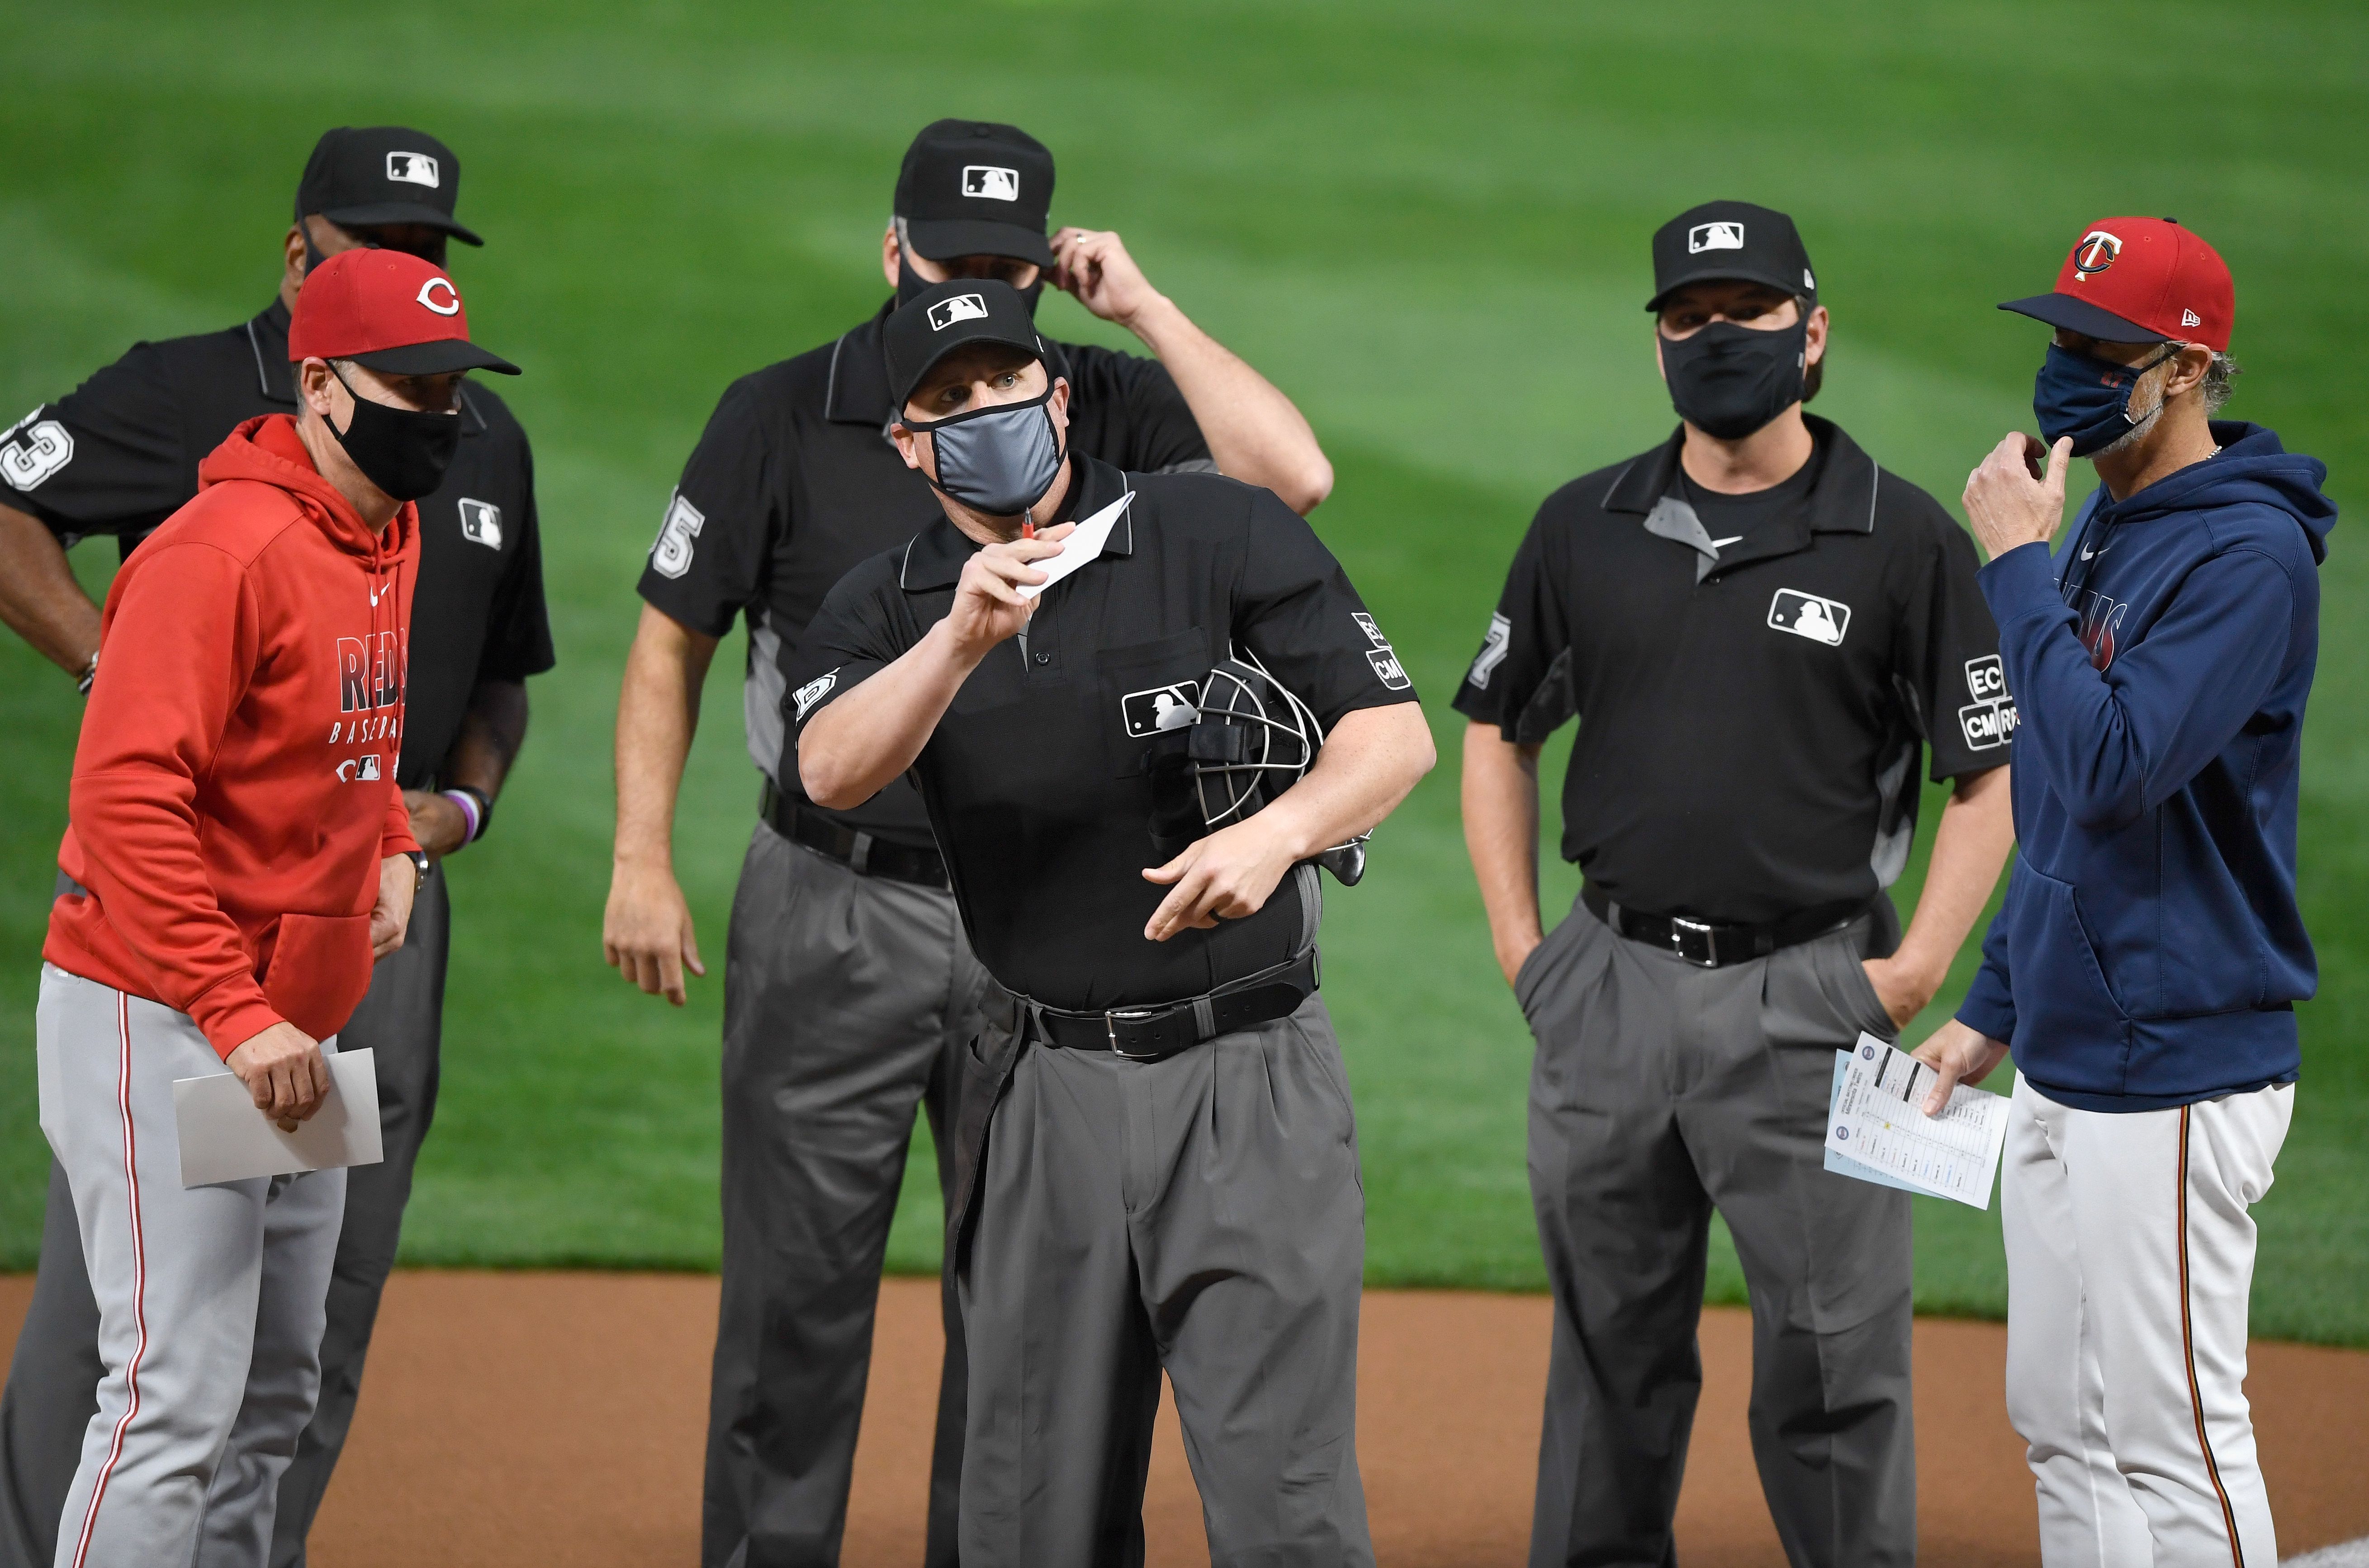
[957,993,1374,1568]
[0,869,451,1568]
[703,824,987,1568]
[1519,897,1914,1568]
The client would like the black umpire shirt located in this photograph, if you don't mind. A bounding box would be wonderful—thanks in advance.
[1453,416,2011,928]
[791,454,1418,1013]
[635,298,1214,853]
[0,298,555,788]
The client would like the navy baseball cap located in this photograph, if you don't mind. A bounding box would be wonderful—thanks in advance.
[884,280,1046,413]
[1647,200,1817,313]
[894,120,1056,268]
[296,127,483,246]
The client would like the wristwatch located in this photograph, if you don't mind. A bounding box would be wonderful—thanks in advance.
[405,849,431,891]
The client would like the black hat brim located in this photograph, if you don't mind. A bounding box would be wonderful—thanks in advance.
[317,202,486,247]
[1997,293,2170,344]
[903,216,1056,269]
[1644,262,1812,313]
[892,331,1046,416]
[350,340,521,376]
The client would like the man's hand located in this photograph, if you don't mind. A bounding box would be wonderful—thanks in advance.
[603,859,706,1006]
[370,853,416,960]
[1908,1018,2012,1115]
[1049,228,1166,331]
[403,789,469,861]
[943,525,1073,661]
[1861,954,1944,1028]
[1496,932,1544,992]
[1141,817,1300,942]
[1963,432,2073,561]
[226,1021,332,1129]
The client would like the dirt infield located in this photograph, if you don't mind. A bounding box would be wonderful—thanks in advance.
[4,1273,2365,1565]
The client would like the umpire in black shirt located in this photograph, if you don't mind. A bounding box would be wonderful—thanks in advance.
[1456,203,2016,1568]
[795,280,1431,1566]
[0,127,551,1568]
[603,121,1333,1568]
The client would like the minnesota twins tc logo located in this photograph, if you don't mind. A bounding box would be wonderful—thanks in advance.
[2073,231,2122,277]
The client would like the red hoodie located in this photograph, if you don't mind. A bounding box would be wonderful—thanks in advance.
[47,414,421,1059]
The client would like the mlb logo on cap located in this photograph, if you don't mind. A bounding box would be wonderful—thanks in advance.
[928,293,991,331]
[385,151,440,189]
[962,165,1020,201]
[1689,221,1746,253]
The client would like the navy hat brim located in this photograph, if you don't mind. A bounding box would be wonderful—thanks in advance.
[1645,262,1811,313]
[1998,292,2170,344]
[316,203,486,247]
[349,339,520,376]
[903,216,1055,269]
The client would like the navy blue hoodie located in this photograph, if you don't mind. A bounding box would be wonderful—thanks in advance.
[1957,421,2334,1112]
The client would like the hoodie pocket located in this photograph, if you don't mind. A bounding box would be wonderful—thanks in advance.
[261,912,375,1040]
[2009,866,2133,1095]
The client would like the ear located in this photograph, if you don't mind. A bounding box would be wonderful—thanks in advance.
[889,422,927,474]
[881,221,901,289]
[283,223,308,294]
[1047,375,1071,430]
[1653,332,1667,384]
[1804,303,1831,369]
[2164,342,2213,402]
[296,357,342,422]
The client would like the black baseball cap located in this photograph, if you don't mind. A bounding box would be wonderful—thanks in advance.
[296,127,483,246]
[1647,200,1817,313]
[893,120,1056,268]
[885,280,1047,414]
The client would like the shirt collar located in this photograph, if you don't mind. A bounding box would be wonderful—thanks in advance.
[251,295,489,435]
[897,453,1132,591]
[1601,414,1877,536]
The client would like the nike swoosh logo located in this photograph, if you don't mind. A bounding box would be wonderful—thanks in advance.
[2080,544,2110,559]
[370,588,385,605]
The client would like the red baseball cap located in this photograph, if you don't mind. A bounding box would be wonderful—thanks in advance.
[1999,217,2233,351]
[288,247,519,376]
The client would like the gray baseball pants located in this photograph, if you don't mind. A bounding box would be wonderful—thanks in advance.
[957,993,1374,1568]
[1,871,450,1568]
[1519,899,1914,1568]
[703,824,986,1568]
[33,964,346,1568]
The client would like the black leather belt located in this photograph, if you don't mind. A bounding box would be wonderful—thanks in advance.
[1582,886,1868,969]
[1020,947,1319,1063]
[761,779,948,890]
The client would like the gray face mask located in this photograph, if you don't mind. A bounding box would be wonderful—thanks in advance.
[904,388,1065,517]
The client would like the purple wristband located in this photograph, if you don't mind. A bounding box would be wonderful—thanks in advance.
[440,788,483,845]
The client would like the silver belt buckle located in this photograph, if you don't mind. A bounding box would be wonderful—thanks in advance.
[1105,1008,1164,1061]
[1668,916,1720,967]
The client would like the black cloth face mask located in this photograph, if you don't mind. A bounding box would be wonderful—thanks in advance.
[327,365,461,502]
[903,387,1066,517]
[896,251,1043,316]
[1660,317,1809,440]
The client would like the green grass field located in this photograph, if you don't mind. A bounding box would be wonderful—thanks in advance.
[4,1,2364,1344]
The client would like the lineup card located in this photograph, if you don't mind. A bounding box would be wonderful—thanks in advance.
[1824,1034,2010,1210]
[1015,491,1133,600]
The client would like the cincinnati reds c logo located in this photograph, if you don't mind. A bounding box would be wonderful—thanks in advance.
[2072,231,2121,277]
[417,277,461,316]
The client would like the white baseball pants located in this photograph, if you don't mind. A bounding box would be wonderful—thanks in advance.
[33,964,344,1568]
[2002,1071,2292,1568]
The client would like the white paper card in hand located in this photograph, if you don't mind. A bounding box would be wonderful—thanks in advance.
[1014,491,1132,600]
[1824,1033,2010,1209]
[174,1048,384,1188]
[1822,1052,1924,1195]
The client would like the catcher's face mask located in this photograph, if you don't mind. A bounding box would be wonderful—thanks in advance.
[1141,649,1368,886]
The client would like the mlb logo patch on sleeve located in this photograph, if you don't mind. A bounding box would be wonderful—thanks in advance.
[1767,588,1850,647]
[457,498,503,550]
